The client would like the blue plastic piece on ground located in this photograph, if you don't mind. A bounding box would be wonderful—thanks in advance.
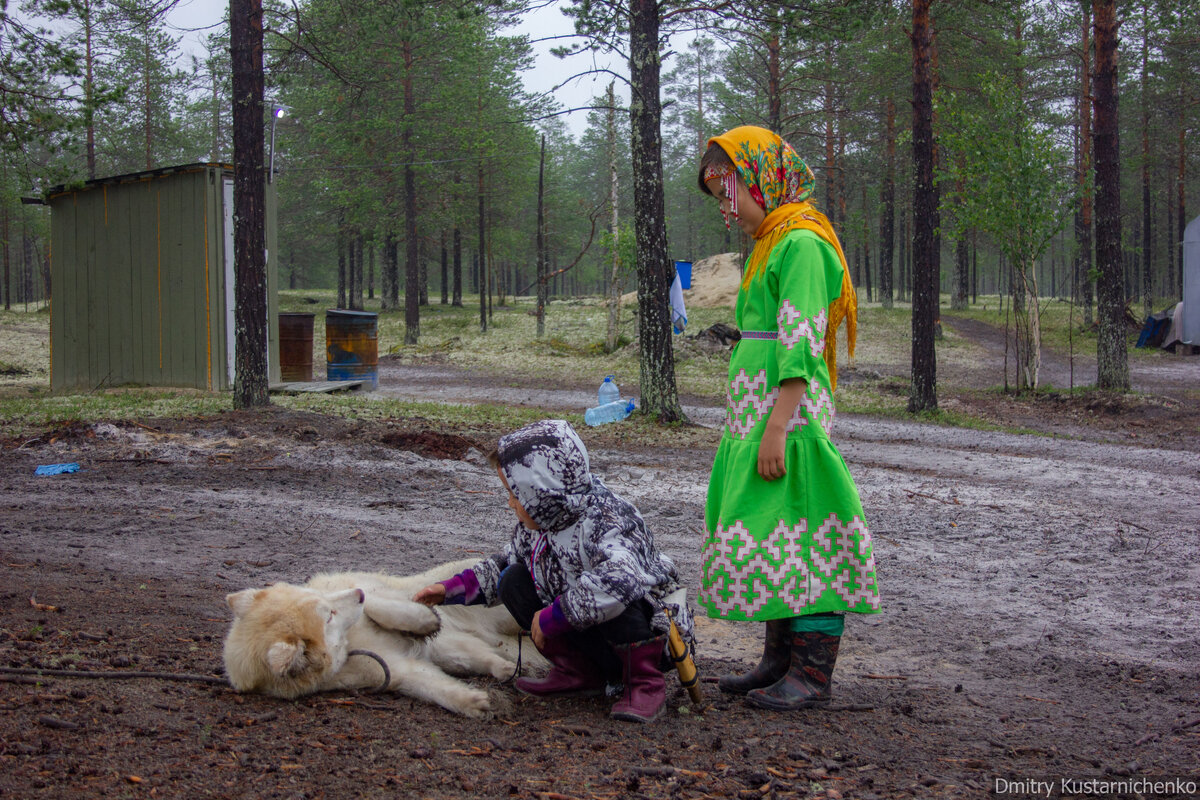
[35,463,81,476]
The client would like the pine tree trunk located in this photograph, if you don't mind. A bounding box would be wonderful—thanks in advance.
[230,0,269,408]
[881,96,895,309]
[403,40,419,345]
[824,47,835,212]
[385,229,398,311]
[971,235,978,304]
[2,205,9,310]
[452,227,462,307]
[419,237,428,307]
[477,164,486,333]
[1178,89,1187,294]
[356,233,364,308]
[388,223,400,311]
[1093,0,1129,391]
[537,135,546,338]
[1140,0,1152,316]
[952,226,968,311]
[909,0,938,413]
[337,217,346,309]
[767,30,781,134]
[836,131,847,234]
[1076,0,1094,327]
[85,2,96,179]
[862,184,873,303]
[348,229,360,310]
[605,83,622,353]
[441,232,448,305]
[629,0,683,423]
[143,34,152,169]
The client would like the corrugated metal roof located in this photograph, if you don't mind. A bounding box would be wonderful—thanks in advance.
[47,163,234,199]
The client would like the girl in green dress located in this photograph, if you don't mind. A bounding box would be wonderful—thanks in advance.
[697,126,880,710]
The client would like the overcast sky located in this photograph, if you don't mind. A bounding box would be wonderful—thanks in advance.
[165,0,629,139]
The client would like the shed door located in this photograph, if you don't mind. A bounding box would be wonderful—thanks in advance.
[223,179,236,384]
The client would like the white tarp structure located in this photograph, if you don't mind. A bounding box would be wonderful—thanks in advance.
[1184,214,1200,345]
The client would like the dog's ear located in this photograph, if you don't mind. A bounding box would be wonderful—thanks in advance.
[225,589,260,618]
[267,640,307,677]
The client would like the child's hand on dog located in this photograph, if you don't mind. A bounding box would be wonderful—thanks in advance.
[414,584,446,605]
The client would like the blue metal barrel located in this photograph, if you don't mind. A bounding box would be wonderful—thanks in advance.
[325,309,378,389]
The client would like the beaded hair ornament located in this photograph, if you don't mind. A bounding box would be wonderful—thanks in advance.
[702,162,739,229]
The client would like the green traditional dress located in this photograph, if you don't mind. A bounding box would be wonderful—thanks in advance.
[700,229,881,621]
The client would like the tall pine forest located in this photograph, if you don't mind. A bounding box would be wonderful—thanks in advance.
[3,0,1198,386]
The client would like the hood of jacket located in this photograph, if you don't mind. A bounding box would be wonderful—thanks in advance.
[496,420,593,533]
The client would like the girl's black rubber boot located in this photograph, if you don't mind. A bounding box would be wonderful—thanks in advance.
[717,619,791,695]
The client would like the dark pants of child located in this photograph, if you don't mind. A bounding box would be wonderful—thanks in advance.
[497,563,653,683]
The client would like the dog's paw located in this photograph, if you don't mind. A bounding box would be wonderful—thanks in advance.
[489,659,519,680]
[409,605,442,638]
[456,688,493,719]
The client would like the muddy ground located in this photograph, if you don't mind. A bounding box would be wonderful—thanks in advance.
[1,336,1198,799]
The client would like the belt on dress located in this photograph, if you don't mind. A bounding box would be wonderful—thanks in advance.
[739,330,777,340]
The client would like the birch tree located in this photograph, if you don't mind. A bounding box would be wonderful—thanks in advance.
[561,0,700,422]
[939,73,1077,392]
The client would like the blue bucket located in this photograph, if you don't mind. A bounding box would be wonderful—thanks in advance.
[326,309,378,389]
[674,260,692,290]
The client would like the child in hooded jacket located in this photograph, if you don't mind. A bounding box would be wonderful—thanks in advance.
[415,419,693,723]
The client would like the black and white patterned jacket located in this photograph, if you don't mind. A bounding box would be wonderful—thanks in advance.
[472,420,694,644]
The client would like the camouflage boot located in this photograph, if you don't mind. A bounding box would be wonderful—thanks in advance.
[745,631,839,710]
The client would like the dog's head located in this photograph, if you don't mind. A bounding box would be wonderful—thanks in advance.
[223,582,365,698]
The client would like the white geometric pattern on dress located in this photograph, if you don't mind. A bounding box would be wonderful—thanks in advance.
[777,301,827,356]
[725,369,778,439]
[701,513,878,616]
[753,376,840,438]
[797,376,836,436]
[810,513,880,609]
[701,519,816,616]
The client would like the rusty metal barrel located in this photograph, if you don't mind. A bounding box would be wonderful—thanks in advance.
[278,312,315,382]
[325,309,378,389]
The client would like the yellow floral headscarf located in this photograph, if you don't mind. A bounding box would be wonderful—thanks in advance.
[700,125,857,390]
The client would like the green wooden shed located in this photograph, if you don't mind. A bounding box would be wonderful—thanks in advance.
[48,163,279,392]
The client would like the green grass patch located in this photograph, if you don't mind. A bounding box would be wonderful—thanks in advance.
[1,290,1177,444]
[0,388,231,439]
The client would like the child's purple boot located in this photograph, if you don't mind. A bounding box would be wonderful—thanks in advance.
[516,636,606,697]
[610,636,667,723]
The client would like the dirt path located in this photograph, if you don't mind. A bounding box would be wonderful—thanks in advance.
[940,315,1200,397]
[1,378,1197,799]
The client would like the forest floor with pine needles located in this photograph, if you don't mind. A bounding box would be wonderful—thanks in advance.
[1,298,1197,799]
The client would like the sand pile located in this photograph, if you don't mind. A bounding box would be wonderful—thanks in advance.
[620,252,743,308]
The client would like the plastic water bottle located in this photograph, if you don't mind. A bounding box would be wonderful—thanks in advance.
[585,399,636,427]
[598,375,620,407]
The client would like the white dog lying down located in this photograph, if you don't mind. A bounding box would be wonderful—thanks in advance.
[223,559,546,718]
